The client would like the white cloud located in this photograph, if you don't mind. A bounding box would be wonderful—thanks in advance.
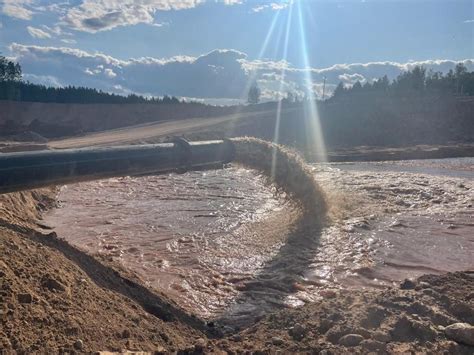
[8,43,474,100]
[252,2,288,13]
[60,38,77,44]
[104,68,117,78]
[41,25,63,36]
[0,22,3,28]
[26,26,51,39]
[2,0,35,20]
[338,73,366,85]
[8,44,249,98]
[1,0,242,31]
[221,0,243,4]
[22,73,62,87]
[464,19,474,23]
[62,0,242,33]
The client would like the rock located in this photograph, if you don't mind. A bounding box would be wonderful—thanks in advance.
[400,278,417,290]
[372,331,391,343]
[41,275,66,292]
[289,324,306,341]
[449,302,474,322]
[73,339,83,350]
[194,337,207,351]
[230,334,242,342]
[444,323,474,346]
[361,306,387,329]
[154,345,167,354]
[320,290,337,299]
[326,325,351,344]
[360,339,386,351]
[353,328,371,339]
[121,329,131,339]
[339,334,364,347]
[390,316,437,342]
[17,293,32,304]
[317,319,334,334]
[271,337,284,346]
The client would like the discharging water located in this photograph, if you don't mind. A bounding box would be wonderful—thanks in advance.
[44,158,474,327]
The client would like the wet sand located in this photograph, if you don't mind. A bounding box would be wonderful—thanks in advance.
[44,158,474,327]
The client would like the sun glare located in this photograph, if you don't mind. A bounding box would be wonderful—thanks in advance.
[295,0,327,162]
[270,1,294,179]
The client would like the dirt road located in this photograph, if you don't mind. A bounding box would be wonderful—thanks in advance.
[48,109,282,149]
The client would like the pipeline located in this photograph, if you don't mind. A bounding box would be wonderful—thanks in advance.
[0,139,235,194]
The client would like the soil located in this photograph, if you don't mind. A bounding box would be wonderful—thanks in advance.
[210,271,474,354]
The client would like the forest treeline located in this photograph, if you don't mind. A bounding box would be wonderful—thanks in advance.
[2,55,473,106]
[0,56,195,105]
[330,63,474,100]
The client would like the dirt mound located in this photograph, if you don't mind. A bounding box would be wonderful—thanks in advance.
[0,190,208,353]
[208,271,474,354]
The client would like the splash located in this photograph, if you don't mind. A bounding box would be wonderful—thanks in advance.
[231,137,327,221]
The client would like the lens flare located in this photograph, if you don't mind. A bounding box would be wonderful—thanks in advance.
[238,10,283,102]
[225,9,285,138]
[271,1,294,179]
[296,0,327,162]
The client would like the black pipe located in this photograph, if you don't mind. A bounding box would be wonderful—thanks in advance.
[0,139,235,194]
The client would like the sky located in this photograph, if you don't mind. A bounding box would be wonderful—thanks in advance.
[0,0,473,103]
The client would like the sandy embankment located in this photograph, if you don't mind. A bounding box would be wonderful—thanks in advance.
[0,189,211,352]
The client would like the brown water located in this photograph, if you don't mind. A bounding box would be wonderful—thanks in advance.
[44,158,474,327]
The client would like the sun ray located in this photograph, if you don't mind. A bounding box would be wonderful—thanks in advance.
[296,0,327,162]
[238,10,283,102]
[270,1,294,179]
[223,9,285,139]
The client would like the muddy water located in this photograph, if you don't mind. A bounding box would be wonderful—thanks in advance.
[44,158,474,327]
[45,167,293,320]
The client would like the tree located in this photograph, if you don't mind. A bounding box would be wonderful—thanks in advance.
[332,82,345,97]
[455,63,468,78]
[455,63,468,94]
[247,82,261,104]
[393,66,426,93]
[372,75,390,92]
[352,81,363,91]
[285,91,295,103]
[0,56,22,81]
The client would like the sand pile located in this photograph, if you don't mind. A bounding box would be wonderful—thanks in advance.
[209,271,474,354]
[0,190,208,353]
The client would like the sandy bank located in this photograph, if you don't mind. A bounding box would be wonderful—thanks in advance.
[0,189,211,353]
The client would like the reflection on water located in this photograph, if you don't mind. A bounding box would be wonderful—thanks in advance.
[45,167,292,319]
[332,157,474,179]
[44,158,474,326]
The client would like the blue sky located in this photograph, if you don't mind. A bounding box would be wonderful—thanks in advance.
[1,0,473,102]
